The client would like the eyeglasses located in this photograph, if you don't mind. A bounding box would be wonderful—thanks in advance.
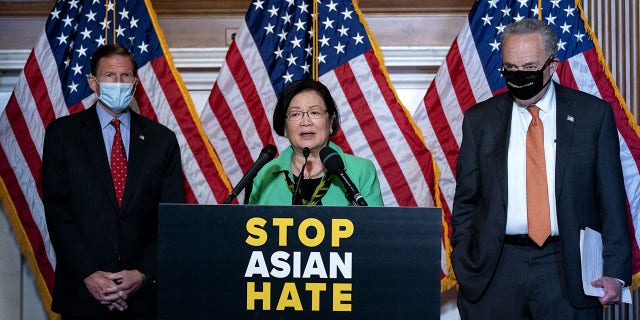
[501,55,555,72]
[286,109,327,121]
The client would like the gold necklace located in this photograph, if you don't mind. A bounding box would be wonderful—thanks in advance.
[291,158,325,179]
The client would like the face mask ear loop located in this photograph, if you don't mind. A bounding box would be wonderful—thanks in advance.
[89,75,99,92]
[539,55,556,90]
[131,78,138,97]
[540,55,555,72]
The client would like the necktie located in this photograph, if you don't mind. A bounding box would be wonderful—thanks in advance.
[526,106,550,246]
[110,119,127,206]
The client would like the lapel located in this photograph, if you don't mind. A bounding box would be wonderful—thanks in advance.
[492,94,514,209]
[553,83,576,199]
[81,106,119,209]
[121,111,147,210]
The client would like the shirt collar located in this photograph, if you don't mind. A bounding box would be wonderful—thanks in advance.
[515,81,556,116]
[533,81,556,115]
[97,103,131,130]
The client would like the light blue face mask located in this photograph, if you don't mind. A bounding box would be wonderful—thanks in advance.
[97,82,135,114]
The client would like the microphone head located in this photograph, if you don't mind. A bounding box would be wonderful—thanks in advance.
[320,146,344,173]
[261,144,277,159]
[302,147,310,158]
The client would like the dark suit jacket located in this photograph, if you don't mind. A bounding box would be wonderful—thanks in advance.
[42,106,184,316]
[451,83,631,307]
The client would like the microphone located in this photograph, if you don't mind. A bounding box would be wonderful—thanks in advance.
[320,146,368,206]
[223,144,277,204]
[292,147,310,205]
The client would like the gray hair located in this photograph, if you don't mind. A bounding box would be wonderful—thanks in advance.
[500,18,558,57]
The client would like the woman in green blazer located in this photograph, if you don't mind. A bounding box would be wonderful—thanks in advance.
[249,79,383,206]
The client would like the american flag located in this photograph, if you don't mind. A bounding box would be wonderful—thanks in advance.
[200,0,438,208]
[0,0,230,316]
[413,0,640,290]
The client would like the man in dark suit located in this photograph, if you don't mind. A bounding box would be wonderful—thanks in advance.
[451,18,631,319]
[42,44,184,319]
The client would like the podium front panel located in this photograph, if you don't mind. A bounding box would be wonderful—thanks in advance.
[158,204,441,319]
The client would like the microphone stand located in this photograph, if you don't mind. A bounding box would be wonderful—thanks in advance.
[223,144,277,204]
[292,147,310,205]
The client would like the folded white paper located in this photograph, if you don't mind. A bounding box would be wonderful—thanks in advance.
[580,227,631,304]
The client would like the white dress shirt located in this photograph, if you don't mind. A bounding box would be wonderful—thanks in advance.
[505,85,559,236]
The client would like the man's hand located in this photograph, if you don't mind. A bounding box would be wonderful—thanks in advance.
[107,298,128,311]
[107,269,146,301]
[83,271,124,307]
[591,276,622,305]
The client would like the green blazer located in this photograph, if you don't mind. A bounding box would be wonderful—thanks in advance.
[249,142,384,206]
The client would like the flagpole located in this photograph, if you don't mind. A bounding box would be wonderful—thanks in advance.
[102,0,118,44]
[312,0,319,80]
[538,0,542,20]
[104,0,109,43]
[112,0,117,43]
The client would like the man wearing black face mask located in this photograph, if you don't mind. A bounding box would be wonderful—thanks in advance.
[451,18,630,320]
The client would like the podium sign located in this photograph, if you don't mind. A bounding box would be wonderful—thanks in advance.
[157,204,441,319]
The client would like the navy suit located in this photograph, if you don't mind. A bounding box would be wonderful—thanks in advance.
[451,83,631,308]
[42,106,183,316]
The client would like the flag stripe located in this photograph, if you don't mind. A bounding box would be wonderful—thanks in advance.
[202,85,250,191]
[424,81,460,176]
[146,0,232,204]
[446,42,476,113]
[5,97,44,198]
[457,23,493,103]
[204,39,279,178]
[211,44,270,168]
[146,56,230,204]
[555,61,579,89]
[210,83,256,175]
[24,53,56,127]
[362,52,438,205]
[331,52,433,206]
[135,83,159,122]
[225,44,274,148]
[34,32,70,120]
[7,74,58,272]
[0,126,54,292]
[333,60,417,206]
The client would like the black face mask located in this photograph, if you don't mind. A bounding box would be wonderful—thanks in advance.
[501,56,554,100]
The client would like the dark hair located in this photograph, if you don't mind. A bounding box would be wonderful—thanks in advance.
[90,44,138,76]
[272,79,340,137]
[501,18,558,57]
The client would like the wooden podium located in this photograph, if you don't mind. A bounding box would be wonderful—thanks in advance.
[157,204,441,319]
